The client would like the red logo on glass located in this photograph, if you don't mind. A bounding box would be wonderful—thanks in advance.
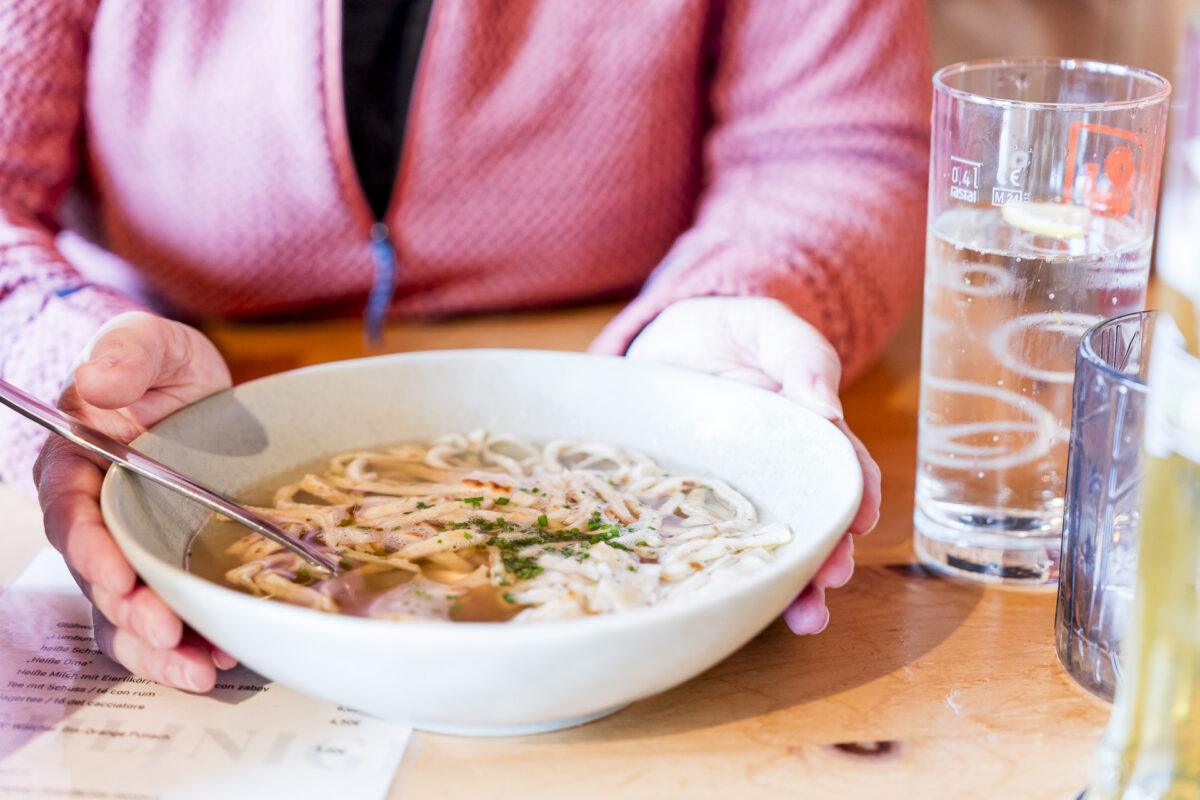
[1063,122,1146,217]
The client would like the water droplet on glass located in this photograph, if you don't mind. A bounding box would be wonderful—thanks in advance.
[1048,292,1055,300]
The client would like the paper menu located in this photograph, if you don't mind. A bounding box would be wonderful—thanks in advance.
[0,549,411,799]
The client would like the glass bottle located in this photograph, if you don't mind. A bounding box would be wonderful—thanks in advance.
[1084,310,1200,798]
[1084,8,1200,794]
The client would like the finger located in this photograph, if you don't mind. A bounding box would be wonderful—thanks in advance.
[625,297,841,413]
[94,607,217,693]
[213,648,239,671]
[748,305,844,420]
[73,312,171,410]
[836,420,882,536]
[86,573,231,671]
[91,582,184,652]
[782,584,829,635]
[182,629,239,671]
[811,533,855,590]
[775,347,843,420]
[37,440,138,597]
[73,313,232,417]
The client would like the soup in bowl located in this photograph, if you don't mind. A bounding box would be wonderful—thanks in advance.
[100,350,861,735]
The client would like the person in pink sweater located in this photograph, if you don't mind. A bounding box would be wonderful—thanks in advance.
[13,0,930,692]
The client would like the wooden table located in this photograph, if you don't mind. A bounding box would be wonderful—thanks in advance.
[0,304,1112,799]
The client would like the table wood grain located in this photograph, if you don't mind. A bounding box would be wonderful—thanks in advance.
[0,303,1112,799]
[204,305,1113,800]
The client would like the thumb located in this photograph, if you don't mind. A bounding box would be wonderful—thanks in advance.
[744,302,844,421]
[73,312,194,410]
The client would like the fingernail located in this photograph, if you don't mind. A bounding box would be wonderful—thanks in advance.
[813,375,844,420]
[166,662,202,692]
[212,649,237,670]
[810,399,843,421]
[855,509,881,535]
[814,610,831,635]
[95,356,119,367]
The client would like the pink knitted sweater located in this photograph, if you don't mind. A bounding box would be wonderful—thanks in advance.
[0,0,930,492]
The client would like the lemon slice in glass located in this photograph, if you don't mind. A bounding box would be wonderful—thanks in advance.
[1001,202,1091,238]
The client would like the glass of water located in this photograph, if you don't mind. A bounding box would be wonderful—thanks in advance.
[914,59,1170,585]
[1055,310,1157,702]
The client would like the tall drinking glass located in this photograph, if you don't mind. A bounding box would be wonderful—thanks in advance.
[915,59,1170,585]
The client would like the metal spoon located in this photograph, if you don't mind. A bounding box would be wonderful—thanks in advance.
[0,378,339,574]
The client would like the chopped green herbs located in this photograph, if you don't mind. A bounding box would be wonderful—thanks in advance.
[338,518,352,526]
[501,554,543,580]
[297,568,311,582]
[319,501,654,588]
[502,592,516,604]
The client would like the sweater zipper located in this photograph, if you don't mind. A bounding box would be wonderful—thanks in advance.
[365,222,397,343]
[325,0,441,345]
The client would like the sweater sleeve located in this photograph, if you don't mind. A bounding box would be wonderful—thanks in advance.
[0,0,145,495]
[589,0,931,382]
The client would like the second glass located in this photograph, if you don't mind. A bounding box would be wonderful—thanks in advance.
[1055,310,1157,701]
[914,59,1170,585]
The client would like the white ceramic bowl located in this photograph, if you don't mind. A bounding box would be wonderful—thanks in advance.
[100,350,861,735]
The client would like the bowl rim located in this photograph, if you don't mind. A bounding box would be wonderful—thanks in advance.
[101,348,863,639]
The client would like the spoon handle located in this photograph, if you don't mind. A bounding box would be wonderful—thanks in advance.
[0,378,338,574]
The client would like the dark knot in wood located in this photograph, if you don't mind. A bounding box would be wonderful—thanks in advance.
[829,740,904,760]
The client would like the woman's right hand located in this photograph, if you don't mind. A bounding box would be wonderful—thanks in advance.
[33,311,236,692]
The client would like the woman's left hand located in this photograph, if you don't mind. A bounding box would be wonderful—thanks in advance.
[625,296,882,635]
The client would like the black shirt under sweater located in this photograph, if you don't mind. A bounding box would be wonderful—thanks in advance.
[341,0,434,221]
